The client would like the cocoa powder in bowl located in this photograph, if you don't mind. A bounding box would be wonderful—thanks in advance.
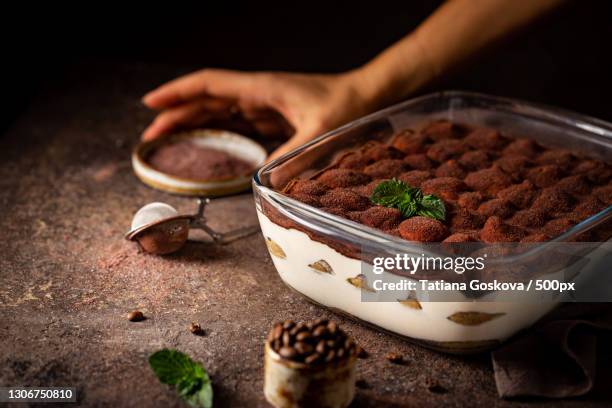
[146,139,254,180]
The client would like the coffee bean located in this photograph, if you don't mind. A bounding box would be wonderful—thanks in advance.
[304,353,321,365]
[313,326,328,338]
[273,339,281,351]
[189,322,205,336]
[290,323,307,336]
[385,352,404,364]
[296,331,312,342]
[283,320,295,330]
[127,310,145,322]
[316,340,327,354]
[336,348,345,359]
[282,331,293,346]
[344,338,354,349]
[279,347,297,359]
[325,350,336,362]
[313,318,329,326]
[272,324,283,340]
[294,342,313,355]
[326,339,336,349]
[327,321,338,334]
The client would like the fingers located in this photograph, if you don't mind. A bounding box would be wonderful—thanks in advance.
[245,108,294,139]
[142,98,231,141]
[143,69,258,110]
[251,118,288,138]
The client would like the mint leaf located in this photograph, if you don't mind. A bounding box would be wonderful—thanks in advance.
[370,178,412,205]
[371,179,420,218]
[177,376,202,397]
[396,195,420,218]
[179,375,213,408]
[185,379,213,408]
[370,179,446,221]
[149,349,199,385]
[418,194,446,221]
[149,349,213,408]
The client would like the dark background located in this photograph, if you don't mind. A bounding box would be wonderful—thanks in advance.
[1,5,611,406]
[2,1,611,137]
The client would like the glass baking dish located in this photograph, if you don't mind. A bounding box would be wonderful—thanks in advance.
[252,91,612,354]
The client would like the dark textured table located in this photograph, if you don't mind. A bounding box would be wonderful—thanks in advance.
[0,62,609,407]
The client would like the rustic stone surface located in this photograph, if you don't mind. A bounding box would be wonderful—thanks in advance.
[0,62,609,407]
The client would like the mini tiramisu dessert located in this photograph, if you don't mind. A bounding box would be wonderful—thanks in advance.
[256,116,612,353]
[264,319,358,408]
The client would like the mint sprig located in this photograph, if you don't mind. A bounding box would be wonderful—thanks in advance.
[419,194,446,221]
[149,349,213,408]
[370,179,446,221]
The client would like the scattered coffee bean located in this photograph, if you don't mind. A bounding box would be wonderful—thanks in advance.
[127,310,145,322]
[426,381,448,394]
[385,352,404,364]
[189,322,205,336]
[267,319,359,366]
[356,379,370,389]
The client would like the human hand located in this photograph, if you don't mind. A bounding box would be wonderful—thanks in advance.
[142,69,376,161]
[142,0,564,162]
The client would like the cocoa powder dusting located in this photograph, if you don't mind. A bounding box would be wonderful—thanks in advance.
[146,140,254,180]
[275,120,612,243]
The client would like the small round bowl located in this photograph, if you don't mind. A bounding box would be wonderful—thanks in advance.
[132,129,267,196]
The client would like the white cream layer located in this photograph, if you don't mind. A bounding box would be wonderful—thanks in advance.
[257,210,561,343]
